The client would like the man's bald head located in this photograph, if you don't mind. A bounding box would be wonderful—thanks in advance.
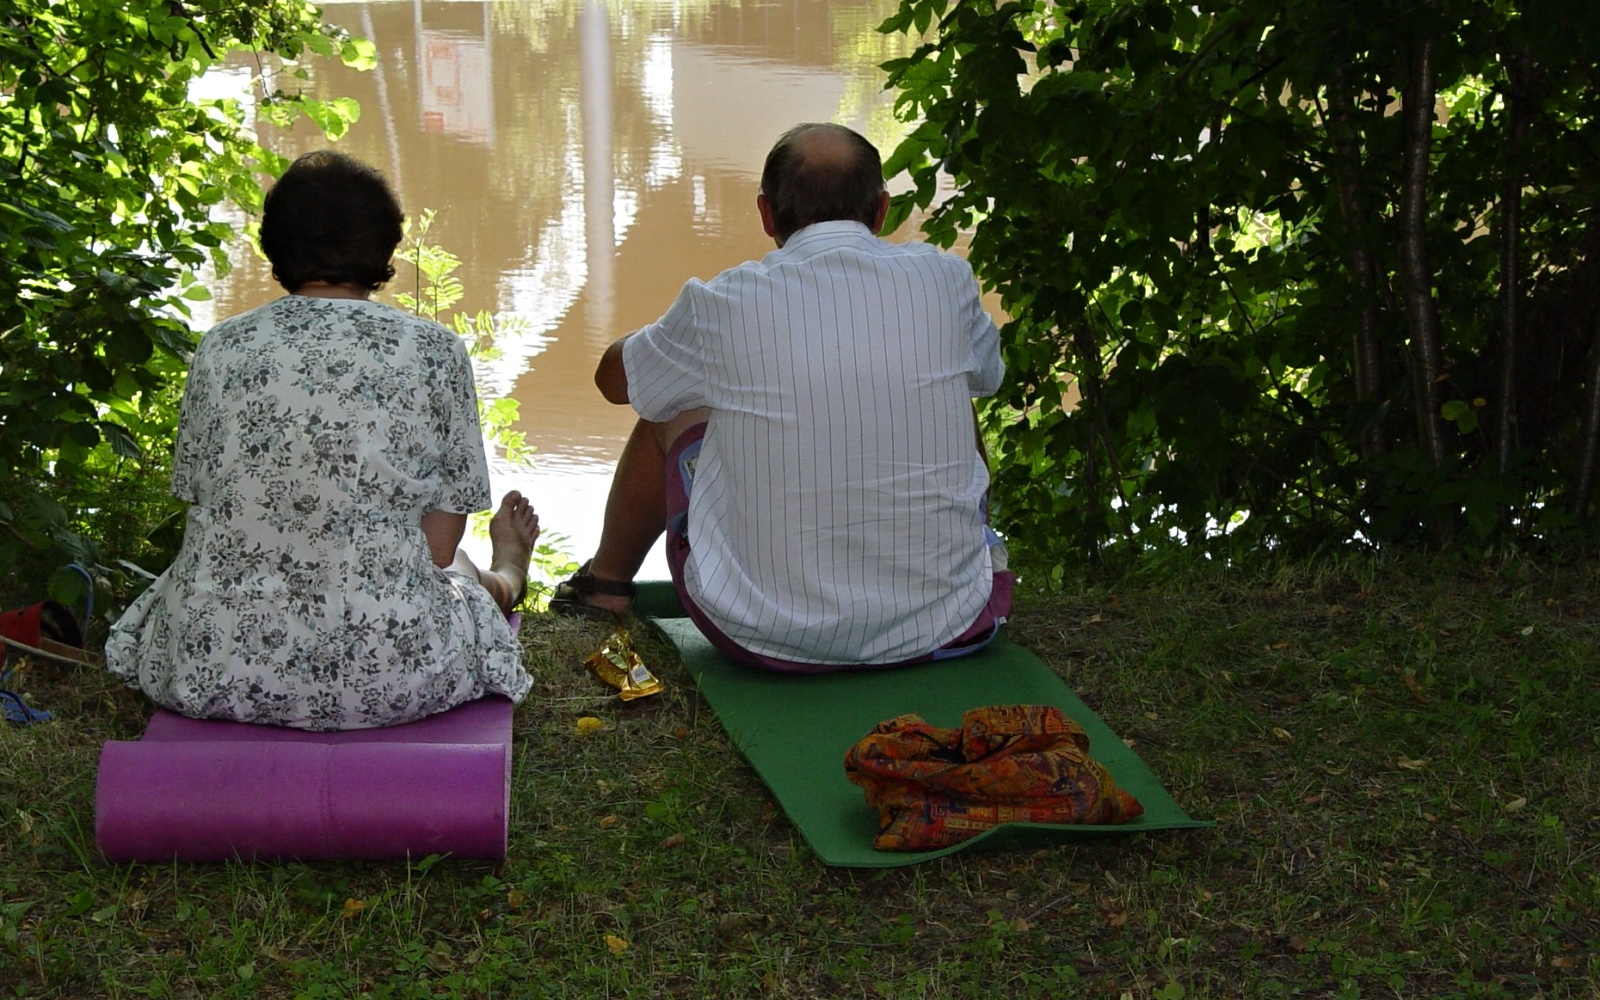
[759,123,887,244]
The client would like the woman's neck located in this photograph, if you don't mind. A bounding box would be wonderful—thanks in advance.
[292,281,371,301]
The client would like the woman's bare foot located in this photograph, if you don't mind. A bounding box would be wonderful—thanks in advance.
[485,491,539,614]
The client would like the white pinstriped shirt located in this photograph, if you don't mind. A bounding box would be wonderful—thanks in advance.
[624,220,1003,663]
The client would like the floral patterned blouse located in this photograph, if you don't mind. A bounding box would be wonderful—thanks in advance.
[106,296,533,730]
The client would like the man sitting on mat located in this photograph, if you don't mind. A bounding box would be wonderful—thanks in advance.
[551,122,1011,672]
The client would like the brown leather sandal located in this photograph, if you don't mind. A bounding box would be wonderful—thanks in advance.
[548,560,636,622]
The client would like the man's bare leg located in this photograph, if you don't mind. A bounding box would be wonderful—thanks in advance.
[574,408,709,615]
[449,492,540,615]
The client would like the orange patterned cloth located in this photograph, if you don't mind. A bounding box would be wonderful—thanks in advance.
[843,704,1145,851]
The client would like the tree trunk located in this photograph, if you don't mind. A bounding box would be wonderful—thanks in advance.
[1495,52,1532,476]
[1068,323,1103,562]
[1326,68,1388,464]
[1571,311,1600,521]
[1397,26,1448,468]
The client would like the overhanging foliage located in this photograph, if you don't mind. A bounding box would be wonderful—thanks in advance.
[881,0,1600,576]
[0,0,370,599]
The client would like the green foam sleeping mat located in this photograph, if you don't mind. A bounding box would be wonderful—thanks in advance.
[634,583,1213,867]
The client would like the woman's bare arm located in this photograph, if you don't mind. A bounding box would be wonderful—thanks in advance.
[420,509,468,568]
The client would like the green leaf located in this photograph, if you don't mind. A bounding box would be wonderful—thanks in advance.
[102,421,143,459]
[340,37,378,71]
[106,326,155,365]
[48,564,91,614]
[67,422,100,448]
[1440,399,1477,433]
[302,96,362,140]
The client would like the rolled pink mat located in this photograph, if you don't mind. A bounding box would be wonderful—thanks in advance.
[95,697,514,863]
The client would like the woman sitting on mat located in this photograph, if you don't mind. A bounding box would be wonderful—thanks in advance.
[106,151,538,731]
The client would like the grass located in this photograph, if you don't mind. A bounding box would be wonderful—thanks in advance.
[2,554,1598,998]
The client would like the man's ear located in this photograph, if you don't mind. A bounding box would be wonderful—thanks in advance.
[872,190,890,235]
[758,194,780,242]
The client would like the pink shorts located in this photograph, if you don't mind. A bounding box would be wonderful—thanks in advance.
[663,422,1013,674]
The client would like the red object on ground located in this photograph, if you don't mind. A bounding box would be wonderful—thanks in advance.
[844,704,1145,851]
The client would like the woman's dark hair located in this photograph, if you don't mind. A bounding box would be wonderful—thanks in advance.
[259,151,404,293]
[760,123,885,242]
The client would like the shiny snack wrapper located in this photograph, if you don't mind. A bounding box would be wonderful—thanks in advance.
[584,627,663,701]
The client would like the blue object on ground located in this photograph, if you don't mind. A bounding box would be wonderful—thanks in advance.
[0,670,51,724]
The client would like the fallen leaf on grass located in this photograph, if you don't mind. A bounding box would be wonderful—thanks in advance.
[575,716,604,736]
[1099,902,1129,928]
[715,912,774,940]
[659,832,686,849]
[423,943,453,973]
[1401,670,1428,699]
[340,898,366,919]
[1271,727,1293,742]
[1503,797,1527,813]
[604,934,629,955]
[1396,757,1429,770]
[123,889,150,919]
[1268,640,1289,650]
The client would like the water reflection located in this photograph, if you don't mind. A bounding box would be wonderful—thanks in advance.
[210,0,915,570]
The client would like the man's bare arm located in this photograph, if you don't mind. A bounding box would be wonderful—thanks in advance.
[595,336,631,404]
